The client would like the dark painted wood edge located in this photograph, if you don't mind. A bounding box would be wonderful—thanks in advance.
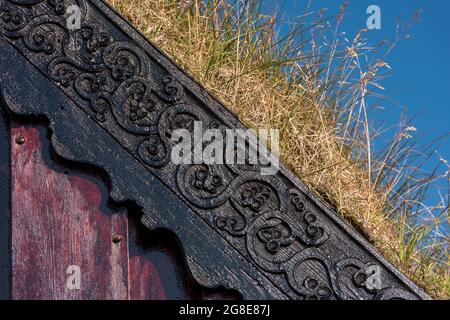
[0,100,11,300]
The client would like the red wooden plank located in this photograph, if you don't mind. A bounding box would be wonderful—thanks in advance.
[10,122,129,300]
[9,121,234,300]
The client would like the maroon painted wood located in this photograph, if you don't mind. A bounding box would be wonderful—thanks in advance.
[9,121,232,300]
[11,121,129,299]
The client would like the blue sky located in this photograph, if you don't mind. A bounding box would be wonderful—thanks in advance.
[272,0,450,157]
[261,1,450,211]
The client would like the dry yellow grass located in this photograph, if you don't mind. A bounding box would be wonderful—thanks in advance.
[106,0,449,298]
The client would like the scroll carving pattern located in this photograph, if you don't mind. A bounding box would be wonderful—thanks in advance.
[0,0,423,300]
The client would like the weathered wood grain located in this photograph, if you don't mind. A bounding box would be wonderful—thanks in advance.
[8,121,231,300]
[11,122,129,299]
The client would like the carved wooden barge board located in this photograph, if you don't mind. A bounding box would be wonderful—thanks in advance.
[0,0,430,300]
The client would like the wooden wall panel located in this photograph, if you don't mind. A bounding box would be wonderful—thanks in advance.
[8,121,233,300]
[10,122,129,300]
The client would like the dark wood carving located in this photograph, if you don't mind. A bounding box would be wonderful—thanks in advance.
[0,0,430,300]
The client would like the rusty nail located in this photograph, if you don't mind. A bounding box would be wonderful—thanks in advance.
[112,234,122,243]
[15,134,25,145]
